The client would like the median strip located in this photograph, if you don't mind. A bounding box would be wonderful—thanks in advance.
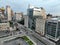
[21,36,33,45]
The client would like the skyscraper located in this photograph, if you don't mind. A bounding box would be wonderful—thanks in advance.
[24,15,29,27]
[28,5,46,19]
[0,7,5,22]
[27,5,46,30]
[35,16,46,36]
[6,6,12,21]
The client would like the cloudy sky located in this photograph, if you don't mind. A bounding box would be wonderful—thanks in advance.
[0,0,60,15]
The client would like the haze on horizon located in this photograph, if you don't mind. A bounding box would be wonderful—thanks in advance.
[0,0,60,16]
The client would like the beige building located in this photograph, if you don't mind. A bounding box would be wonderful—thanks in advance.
[28,5,46,19]
[0,22,10,31]
[28,5,46,30]
[6,6,12,21]
[35,16,46,36]
[0,7,5,19]
[24,15,29,27]
[14,12,23,21]
[33,7,46,19]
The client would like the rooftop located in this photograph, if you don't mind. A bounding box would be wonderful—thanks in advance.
[47,18,60,21]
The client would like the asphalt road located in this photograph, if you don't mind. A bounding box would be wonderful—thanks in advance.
[17,23,45,45]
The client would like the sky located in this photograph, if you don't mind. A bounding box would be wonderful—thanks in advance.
[0,0,60,15]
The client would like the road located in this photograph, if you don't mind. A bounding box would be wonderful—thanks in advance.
[0,21,46,45]
[16,22,56,45]
[15,22,45,45]
[4,38,28,45]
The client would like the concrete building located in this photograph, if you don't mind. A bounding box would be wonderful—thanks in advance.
[0,22,10,31]
[45,18,60,41]
[6,6,12,21]
[0,7,5,22]
[27,5,46,30]
[24,15,29,27]
[0,7,5,15]
[14,12,23,21]
[28,5,46,19]
[0,7,8,22]
[11,10,14,20]
[35,16,46,36]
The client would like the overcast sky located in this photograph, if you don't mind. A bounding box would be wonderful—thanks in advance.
[0,0,60,15]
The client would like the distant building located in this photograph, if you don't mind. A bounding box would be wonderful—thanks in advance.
[14,12,23,21]
[11,10,14,16]
[0,7,5,15]
[45,18,60,41]
[47,14,52,19]
[0,7,9,23]
[27,5,46,30]
[0,22,10,31]
[0,7,5,21]
[6,6,12,21]
[11,10,14,20]
[24,15,29,27]
[35,16,46,36]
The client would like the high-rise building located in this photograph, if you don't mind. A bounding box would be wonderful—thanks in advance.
[27,5,46,30]
[0,7,5,15]
[0,7,5,18]
[35,16,46,36]
[6,6,12,21]
[0,7,5,22]
[28,5,46,19]
[24,15,29,27]
[45,18,60,41]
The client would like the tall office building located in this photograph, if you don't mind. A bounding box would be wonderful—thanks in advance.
[6,6,12,21]
[28,5,46,18]
[27,5,46,30]
[0,7,5,17]
[0,7,5,15]
[24,15,29,27]
[35,16,46,36]
[0,7,5,22]
[45,18,60,41]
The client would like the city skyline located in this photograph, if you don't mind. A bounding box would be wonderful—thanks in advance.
[0,0,60,45]
[0,0,60,15]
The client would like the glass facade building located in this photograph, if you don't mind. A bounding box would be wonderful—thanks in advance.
[45,18,60,41]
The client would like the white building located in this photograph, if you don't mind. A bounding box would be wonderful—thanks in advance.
[35,16,46,36]
[27,5,46,30]
[0,22,10,31]
[6,6,12,21]
[28,5,46,19]
[45,18,60,41]
[24,15,29,27]
[14,12,23,21]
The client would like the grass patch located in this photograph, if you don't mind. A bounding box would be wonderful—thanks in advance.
[28,40,33,45]
[22,36,29,41]
[22,36,33,45]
